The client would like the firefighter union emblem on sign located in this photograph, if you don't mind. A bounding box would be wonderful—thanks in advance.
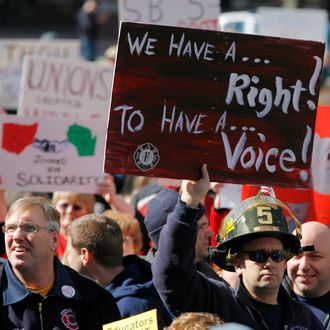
[134,143,160,171]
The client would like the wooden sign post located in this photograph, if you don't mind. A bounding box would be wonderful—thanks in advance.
[104,22,325,188]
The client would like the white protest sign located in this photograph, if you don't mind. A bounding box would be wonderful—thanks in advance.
[0,66,21,110]
[118,0,220,30]
[0,39,80,110]
[0,39,80,68]
[0,115,107,193]
[257,7,328,43]
[18,56,113,119]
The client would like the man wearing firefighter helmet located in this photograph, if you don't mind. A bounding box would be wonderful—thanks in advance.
[152,164,324,329]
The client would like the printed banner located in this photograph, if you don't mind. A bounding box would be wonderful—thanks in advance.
[104,22,325,188]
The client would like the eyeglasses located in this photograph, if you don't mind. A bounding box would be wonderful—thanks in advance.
[58,203,82,211]
[2,223,54,236]
[240,249,288,263]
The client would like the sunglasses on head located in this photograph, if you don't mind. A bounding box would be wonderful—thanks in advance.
[58,203,82,211]
[240,249,288,263]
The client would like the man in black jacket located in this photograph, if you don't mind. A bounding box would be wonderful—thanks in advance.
[152,164,325,330]
[0,196,120,329]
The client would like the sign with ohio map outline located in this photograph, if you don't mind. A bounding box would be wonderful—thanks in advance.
[0,115,107,193]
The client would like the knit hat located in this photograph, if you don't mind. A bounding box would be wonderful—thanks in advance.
[144,189,180,249]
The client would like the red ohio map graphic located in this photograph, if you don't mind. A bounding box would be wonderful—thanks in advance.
[2,123,38,154]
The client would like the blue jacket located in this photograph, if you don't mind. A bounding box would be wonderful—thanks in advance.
[106,254,174,329]
[152,200,325,330]
[0,257,120,329]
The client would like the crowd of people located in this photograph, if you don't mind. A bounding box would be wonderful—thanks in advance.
[0,1,330,329]
[0,162,329,329]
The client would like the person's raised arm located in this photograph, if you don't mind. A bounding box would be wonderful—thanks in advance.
[180,164,210,208]
[153,164,218,313]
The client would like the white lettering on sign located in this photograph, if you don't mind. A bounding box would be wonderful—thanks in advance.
[109,24,324,185]
[225,74,307,118]
[112,97,313,181]
[114,105,145,134]
[225,56,322,117]
[127,32,158,56]
[161,101,206,134]
[168,33,214,61]
[220,125,311,175]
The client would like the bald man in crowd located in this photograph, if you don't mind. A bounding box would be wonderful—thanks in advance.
[285,221,330,329]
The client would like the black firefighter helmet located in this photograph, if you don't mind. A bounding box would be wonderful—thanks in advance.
[209,189,302,271]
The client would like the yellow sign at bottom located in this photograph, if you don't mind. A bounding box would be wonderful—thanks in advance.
[103,309,158,330]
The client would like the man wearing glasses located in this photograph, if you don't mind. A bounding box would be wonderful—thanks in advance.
[0,196,120,329]
[152,164,324,329]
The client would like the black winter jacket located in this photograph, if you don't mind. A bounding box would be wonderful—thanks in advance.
[0,257,120,329]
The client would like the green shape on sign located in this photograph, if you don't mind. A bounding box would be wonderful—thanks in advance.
[67,124,96,156]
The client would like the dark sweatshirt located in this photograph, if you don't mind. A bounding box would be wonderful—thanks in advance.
[106,254,173,329]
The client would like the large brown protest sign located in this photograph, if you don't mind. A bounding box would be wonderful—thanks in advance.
[104,22,325,188]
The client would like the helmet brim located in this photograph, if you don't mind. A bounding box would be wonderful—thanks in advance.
[219,230,300,255]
